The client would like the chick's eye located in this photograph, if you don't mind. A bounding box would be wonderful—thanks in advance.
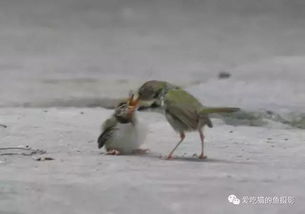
[117,102,127,107]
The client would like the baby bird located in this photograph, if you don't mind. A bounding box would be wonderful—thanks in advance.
[97,94,147,155]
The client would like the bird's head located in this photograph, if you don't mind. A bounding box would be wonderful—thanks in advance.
[137,80,167,101]
[135,80,178,110]
[114,93,139,123]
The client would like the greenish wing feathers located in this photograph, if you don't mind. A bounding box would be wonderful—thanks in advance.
[165,89,239,129]
[97,117,117,149]
[164,89,203,129]
[165,105,198,130]
[199,107,240,115]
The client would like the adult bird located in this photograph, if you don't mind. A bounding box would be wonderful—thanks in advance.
[135,80,239,159]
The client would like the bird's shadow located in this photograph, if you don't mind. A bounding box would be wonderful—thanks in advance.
[131,152,254,165]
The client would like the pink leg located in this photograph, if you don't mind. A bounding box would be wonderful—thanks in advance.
[167,132,185,160]
[199,129,207,159]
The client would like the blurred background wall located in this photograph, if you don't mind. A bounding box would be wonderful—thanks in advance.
[0,0,304,108]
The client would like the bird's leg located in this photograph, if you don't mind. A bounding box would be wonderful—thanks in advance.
[106,149,120,155]
[167,132,185,160]
[199,129,207,159]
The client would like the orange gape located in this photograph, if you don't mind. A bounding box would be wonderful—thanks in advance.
[128,93,139,108]
[127,93,139,116]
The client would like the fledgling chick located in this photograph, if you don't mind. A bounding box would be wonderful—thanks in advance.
[97,94,147,155]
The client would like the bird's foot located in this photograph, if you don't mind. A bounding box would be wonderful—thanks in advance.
[199,153,207,160]
[166,154,174,160]
[132,148,150,155]
[106,149,120,155]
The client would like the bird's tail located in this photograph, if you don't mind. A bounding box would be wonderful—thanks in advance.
[199,107,240,115]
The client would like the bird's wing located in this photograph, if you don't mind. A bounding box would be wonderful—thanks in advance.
[97,117,117,149]
[199,107,240,114]
[164,89,203,129]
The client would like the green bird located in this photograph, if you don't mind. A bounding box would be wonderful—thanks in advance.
[135,80,240,159]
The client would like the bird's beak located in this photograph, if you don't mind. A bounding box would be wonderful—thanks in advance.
[129,94,139,107]
[127,94,139,115]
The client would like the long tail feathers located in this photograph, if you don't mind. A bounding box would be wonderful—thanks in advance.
[199,107,240,115]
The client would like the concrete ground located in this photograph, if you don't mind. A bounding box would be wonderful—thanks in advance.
[0,108,304,214]
[1,1,305,213]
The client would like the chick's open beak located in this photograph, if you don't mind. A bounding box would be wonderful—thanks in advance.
[127,94,139,115]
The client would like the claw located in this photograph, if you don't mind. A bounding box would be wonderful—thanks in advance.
[166,154,174,160]
[199,154,207,160]
[106,149,120,155]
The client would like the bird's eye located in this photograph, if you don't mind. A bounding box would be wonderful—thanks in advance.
[117,102,128,108]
